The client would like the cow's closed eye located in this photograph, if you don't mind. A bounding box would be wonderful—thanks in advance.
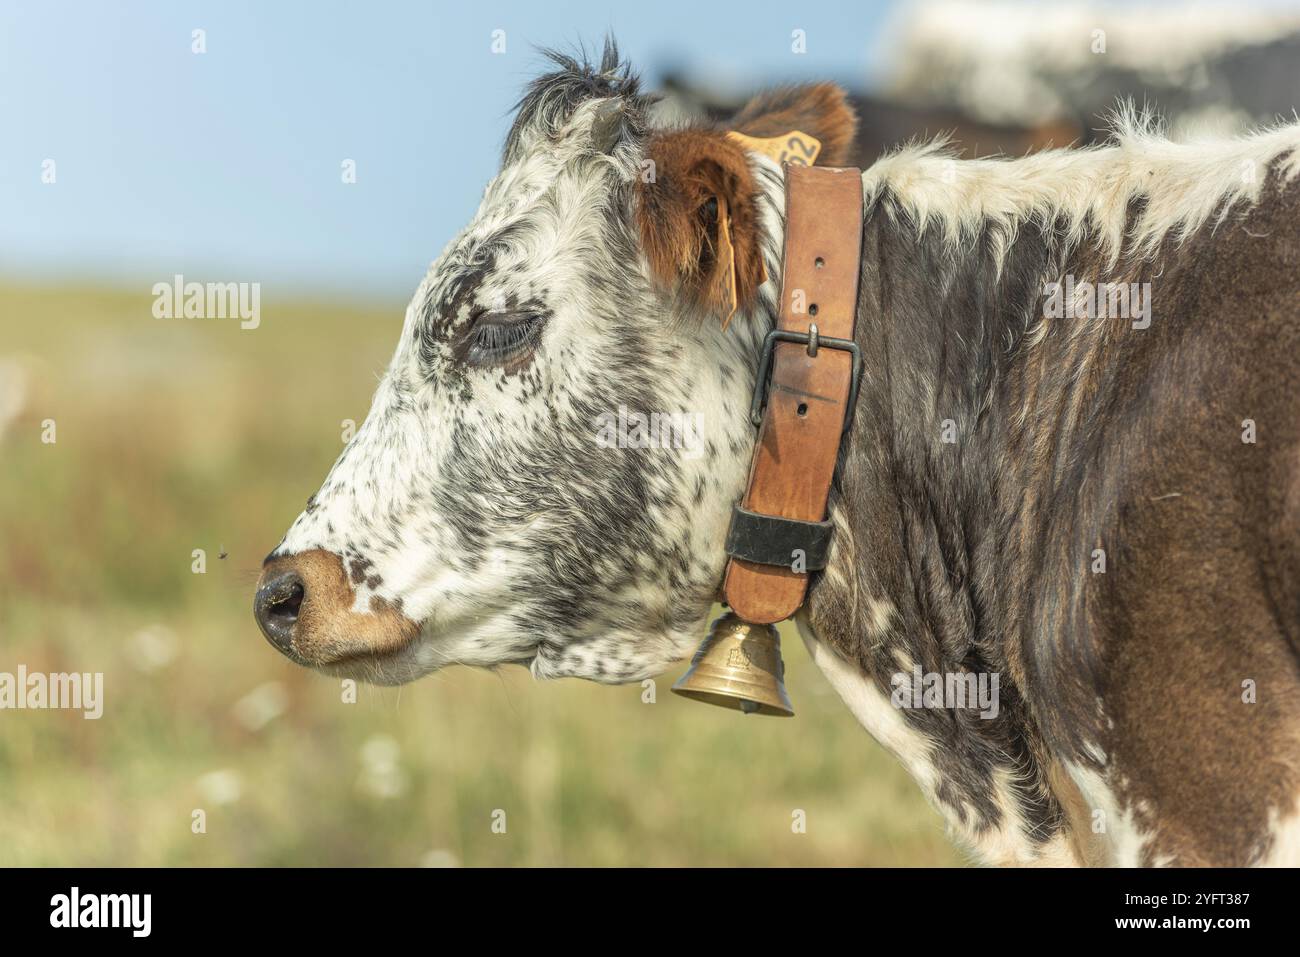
[459,310,546,367]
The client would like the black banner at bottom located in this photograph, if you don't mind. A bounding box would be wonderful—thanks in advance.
[0,866,1283,941]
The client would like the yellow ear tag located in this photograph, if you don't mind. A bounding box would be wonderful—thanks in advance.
[726,129,822,168]
[714,193,739,329]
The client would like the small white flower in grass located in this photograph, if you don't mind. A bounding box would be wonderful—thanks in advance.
[419,849,460,868]
[358,733,408,799]
[126,625,179,673]
[196,769,242,806]
[232,681,288,731]
[361,734,399,766]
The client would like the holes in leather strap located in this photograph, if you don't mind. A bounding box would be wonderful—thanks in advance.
[797,402,808,417]
[814,257,825,269]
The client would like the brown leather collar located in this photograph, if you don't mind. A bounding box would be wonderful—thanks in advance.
[722,163,864,624]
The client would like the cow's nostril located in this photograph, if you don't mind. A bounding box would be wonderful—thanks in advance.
[254,571,306,653]
[269,580,303,619]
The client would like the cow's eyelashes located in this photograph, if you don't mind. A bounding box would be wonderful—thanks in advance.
[462,311,545,367]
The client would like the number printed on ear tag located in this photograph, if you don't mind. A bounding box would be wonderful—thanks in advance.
[727,130,823,167]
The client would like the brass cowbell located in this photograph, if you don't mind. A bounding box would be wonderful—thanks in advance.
[671,612,794,716]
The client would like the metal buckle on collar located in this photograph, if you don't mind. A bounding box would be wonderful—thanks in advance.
[749,325,862,431]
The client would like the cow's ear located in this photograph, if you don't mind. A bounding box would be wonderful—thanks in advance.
[636,128,766,325]
[728,83,857,167]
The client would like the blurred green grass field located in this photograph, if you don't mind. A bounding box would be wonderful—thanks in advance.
[0,278,961,866]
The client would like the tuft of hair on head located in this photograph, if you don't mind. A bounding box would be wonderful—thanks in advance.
[503,36,656,163]
[728,83,858,166]
[635,127,767,324]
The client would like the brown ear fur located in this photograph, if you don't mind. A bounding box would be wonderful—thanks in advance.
[636,128,766,319]
[729,83,858,167]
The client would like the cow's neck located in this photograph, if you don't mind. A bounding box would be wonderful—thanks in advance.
[760,170,1107,866]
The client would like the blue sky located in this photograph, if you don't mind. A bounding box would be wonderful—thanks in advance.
[0,0,896,300]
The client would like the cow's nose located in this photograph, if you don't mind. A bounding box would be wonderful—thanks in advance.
[254,570,305,652]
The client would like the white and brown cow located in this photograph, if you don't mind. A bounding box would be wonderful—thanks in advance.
[255,43,1300,866]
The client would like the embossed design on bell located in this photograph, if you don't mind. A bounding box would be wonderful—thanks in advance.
[671,612,794,717]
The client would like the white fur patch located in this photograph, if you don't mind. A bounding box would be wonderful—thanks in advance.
[797,612,940,794]
[861,114,1300,269]
[797,611,1081,865]
[1060,763,1154,867]
[1256,802,1300,866]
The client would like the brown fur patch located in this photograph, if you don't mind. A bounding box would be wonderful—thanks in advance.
[729,83,858,167]
[635,85,857,320]
[636,128,767,319]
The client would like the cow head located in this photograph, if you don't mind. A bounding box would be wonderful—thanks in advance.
[254,43,856,685]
